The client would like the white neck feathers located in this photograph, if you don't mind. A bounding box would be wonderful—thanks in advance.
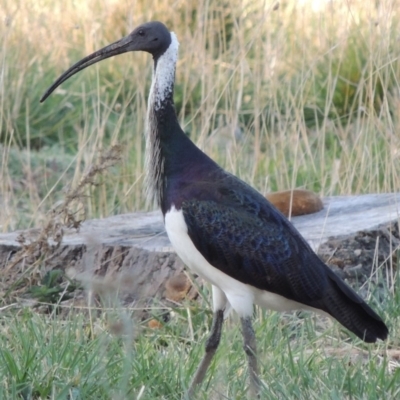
[149,32,179,111]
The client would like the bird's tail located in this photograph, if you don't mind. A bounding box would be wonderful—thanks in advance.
[322,269,388,343]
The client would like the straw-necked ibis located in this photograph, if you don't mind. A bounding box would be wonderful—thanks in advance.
[41,21,388,398]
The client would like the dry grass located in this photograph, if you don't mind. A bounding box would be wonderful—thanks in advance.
[0,0,399,231]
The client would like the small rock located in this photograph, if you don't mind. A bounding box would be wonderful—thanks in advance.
[343,264,363,279]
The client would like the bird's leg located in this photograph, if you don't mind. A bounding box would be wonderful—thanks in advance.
[188,309,224,397]
[240,317,261,398]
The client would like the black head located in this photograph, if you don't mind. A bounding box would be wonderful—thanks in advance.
[128,21,172,58]
[40,21,172,102]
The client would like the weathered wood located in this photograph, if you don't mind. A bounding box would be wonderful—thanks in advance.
[1,193,399,303]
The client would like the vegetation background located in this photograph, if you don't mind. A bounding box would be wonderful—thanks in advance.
[0,0,399,398]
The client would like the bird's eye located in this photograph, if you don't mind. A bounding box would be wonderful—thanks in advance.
[138,30,144,36]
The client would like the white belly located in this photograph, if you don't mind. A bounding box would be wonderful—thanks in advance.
[164,206,320,317]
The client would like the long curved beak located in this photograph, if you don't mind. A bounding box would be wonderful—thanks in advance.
[40,35,133,103]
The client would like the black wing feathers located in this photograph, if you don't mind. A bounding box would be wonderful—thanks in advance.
[180,175,388,342]
[182,197,327,304]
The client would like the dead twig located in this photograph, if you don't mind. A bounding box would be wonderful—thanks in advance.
[1,144,123,304]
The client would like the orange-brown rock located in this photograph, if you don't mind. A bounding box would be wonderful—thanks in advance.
[165,272,191,302]
[266,189,323,217]
[147,319,163,329]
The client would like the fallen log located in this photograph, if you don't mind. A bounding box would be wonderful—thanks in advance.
[0,193,399,305]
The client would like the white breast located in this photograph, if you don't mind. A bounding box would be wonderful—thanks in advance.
[164,206,321,318]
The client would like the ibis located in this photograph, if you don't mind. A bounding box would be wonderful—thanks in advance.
[41,21,388,397]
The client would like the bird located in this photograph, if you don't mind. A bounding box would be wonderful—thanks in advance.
[41,21,388,398]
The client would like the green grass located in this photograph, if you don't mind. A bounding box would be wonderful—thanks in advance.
[0,297,398,400]
[1,274,399,399]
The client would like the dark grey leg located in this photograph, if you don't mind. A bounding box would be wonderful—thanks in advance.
[240,317,261,398]
[188,309,224,397]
